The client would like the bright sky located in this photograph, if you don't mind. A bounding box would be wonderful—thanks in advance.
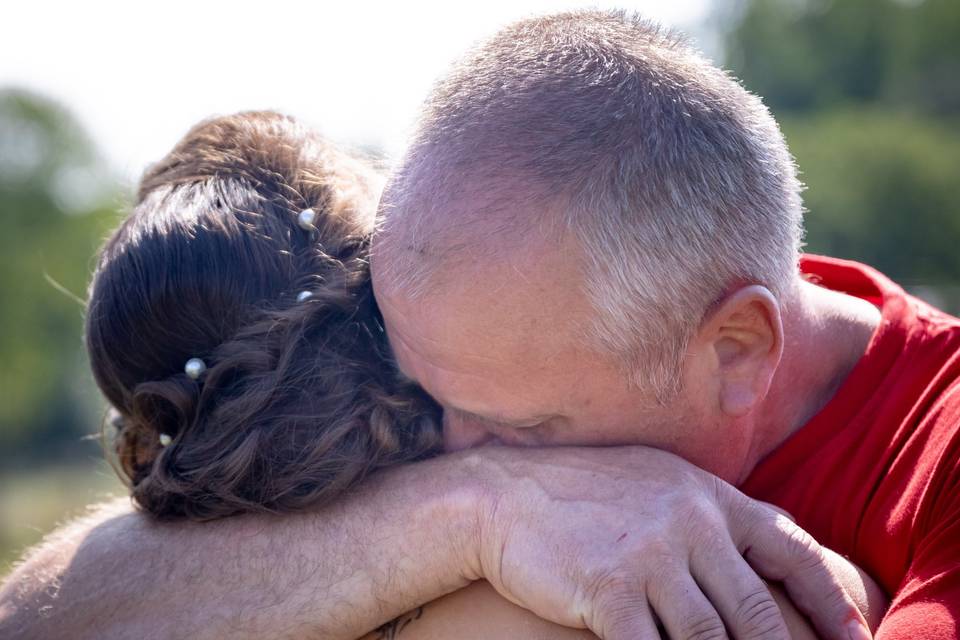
[2,0,711,184]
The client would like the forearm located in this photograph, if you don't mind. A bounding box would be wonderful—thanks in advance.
[0,454,483,640]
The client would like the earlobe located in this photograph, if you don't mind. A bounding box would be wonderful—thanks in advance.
[720,383,762,418]
[702,286,784,418]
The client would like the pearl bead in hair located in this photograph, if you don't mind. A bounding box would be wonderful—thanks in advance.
[297,290,314,303]
[297,208,317,230]
[159,433,172,447]
[184,357,206,380]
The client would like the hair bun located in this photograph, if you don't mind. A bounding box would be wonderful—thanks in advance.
[108,375,200,487]
[88,112,441,521]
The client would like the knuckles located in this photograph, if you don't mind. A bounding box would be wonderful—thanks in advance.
[590,578,650,636]
[733,589,787,639]
[678,616,729,640]
[782,524,822,566]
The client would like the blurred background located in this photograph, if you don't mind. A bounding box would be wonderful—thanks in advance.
[1,0,958,575]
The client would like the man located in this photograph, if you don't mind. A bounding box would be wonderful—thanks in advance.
[1,10,955,639]
[369,11,957,638]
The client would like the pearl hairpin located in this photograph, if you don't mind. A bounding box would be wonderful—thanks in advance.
[169,205,318,450]
[184,357,207,380]
[297,208,317,230]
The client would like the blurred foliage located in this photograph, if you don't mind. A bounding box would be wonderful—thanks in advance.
[0,462,123,575]
[724,0,960,115]
[782,110,960,285]
[719,0,960,294]
[0,89,121,466]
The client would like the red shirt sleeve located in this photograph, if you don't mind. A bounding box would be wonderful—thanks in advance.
[876,506,960,639]
[876,385,960,640]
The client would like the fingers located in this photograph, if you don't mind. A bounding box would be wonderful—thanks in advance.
[690,539,790,639]
[647,568,729,640]
[590,585,661,640]
[732,500,872,640]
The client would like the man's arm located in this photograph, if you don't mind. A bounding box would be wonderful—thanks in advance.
[0,457,480,640]
[0,446,871,640]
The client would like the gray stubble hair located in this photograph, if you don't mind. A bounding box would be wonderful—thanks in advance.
[375,10,804,397]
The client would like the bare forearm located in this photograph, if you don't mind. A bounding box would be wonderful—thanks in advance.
[2,445,877,640]
[0,454,482,640]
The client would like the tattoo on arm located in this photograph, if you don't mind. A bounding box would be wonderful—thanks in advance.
[375,607,425,639]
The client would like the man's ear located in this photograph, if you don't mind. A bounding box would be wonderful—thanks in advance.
[698,285,784,418]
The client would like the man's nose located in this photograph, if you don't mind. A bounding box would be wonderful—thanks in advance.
[442,411,499,452]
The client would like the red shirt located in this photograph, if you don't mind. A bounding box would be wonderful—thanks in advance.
[742,255,960,639]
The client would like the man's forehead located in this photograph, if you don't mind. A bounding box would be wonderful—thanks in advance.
[374,252,602,415]
[378,276,569,374]
[372,169,572,288]
[378,240,591,350]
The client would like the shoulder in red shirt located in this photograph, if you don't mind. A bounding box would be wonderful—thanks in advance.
[742,254,960,639]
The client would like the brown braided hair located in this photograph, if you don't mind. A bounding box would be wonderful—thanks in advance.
[86,111,442,520]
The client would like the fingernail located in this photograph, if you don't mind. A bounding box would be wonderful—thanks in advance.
[847,620,872,640]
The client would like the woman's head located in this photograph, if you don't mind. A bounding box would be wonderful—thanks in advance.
[86,111,441,520]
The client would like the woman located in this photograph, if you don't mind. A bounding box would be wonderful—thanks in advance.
[87,111,441,520]
[86,111,882,638]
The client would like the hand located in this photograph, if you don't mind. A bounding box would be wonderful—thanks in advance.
[464,446,872,640]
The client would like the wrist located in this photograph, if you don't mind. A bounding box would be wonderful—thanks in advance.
[429,450,501,583]
[447,447,530,585]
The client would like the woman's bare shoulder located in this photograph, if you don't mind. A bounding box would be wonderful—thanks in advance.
[358,581,597,640]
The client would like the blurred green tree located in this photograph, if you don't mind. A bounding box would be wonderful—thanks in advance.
[0,89,120,465]
[723,0,960,115]
[719,0,960,300]
[782,110,960,284]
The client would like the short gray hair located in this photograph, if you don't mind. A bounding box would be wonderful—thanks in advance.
[375,10,804,396]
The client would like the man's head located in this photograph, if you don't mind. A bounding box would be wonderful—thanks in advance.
[372,11,803,480]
